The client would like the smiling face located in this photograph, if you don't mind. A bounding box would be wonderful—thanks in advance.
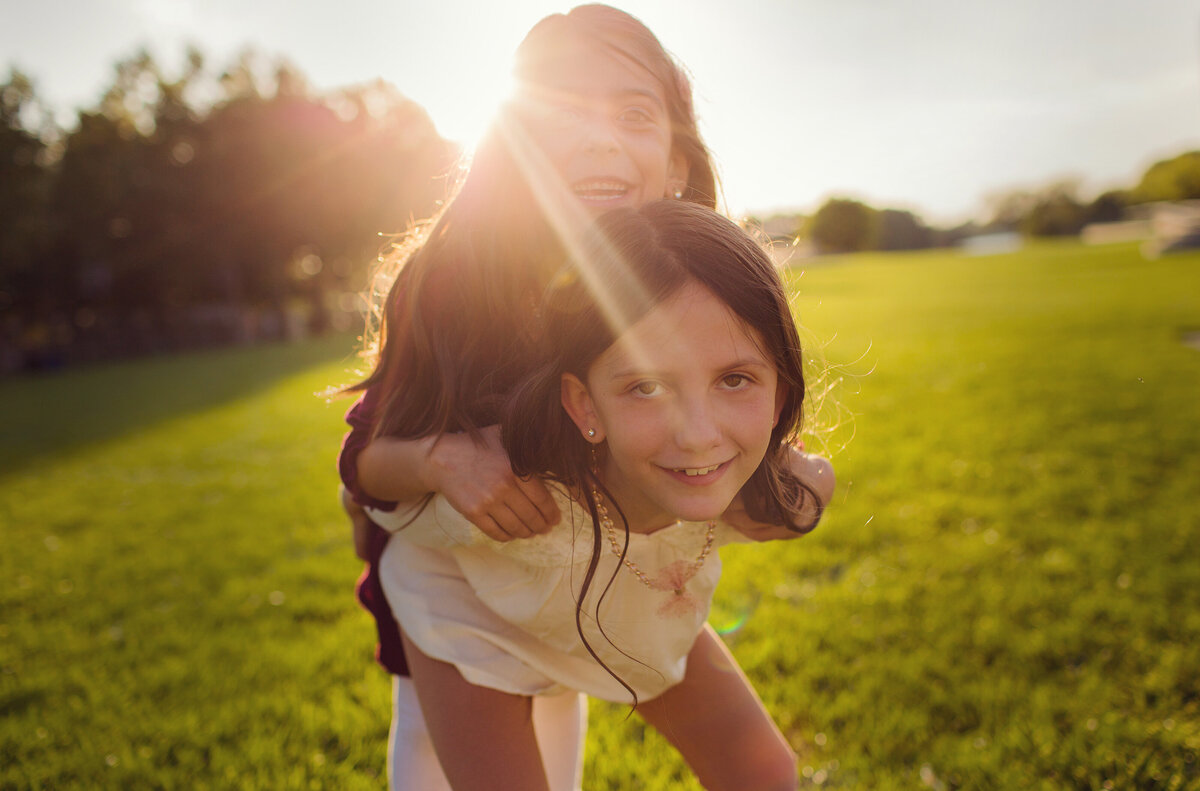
[561,281,784,532]
[517,42,686,217]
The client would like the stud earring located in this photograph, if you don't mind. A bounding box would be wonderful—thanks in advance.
[587,428,596,438]
[673,187,684,199]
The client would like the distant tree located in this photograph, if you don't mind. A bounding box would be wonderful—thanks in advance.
[808,197,876,253]
[51,51,182,324]
[876,208,933,250]
[982,186,1036,232]
[1084,189,1127,225]
[981,178,1092,237]
[0,69,54,314]
[1022,180,1087,237]
[1130,150,1200,204]
[932,221,981,248]
[40,46,457,356]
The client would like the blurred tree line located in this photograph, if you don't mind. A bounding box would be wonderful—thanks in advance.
[1,49,457,374]
[763,150,1200,255]
[7,44,1200,373]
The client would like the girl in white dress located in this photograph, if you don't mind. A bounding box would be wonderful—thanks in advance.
[340,7,834,789]
[369,200,834,791]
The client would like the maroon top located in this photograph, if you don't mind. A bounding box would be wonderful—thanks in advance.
[340,387,409,676]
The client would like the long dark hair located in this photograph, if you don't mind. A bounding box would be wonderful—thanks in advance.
[506,200,820,528]
[350,4,718,446]
[503,200,822,701]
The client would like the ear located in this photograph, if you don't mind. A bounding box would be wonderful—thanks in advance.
[772,382,788,428]
[561,373,605,443]
[666,150,690,199]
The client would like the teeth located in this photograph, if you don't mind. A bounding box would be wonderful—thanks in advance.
[573,180,629,197]
[678,464,721,477]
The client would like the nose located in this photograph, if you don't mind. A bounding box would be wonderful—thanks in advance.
[580,116,620,155]
[673,395,722,453]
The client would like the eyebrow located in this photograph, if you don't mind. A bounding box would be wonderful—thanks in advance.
[618,88,666,112]
[607,358,771,380]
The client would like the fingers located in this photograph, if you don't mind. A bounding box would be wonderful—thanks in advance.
[496,497,546,539]
[472,489,556,542]
[515,476,561,531]
[436,426,562,541]
[456,476,560,541]
[476,514,521,543]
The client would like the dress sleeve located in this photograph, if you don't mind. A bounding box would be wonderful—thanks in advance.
[339,386,400,512]
[375,488,580,567]
[366,497,479,547]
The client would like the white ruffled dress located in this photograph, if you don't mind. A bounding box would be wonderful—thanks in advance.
[369,485,747,703]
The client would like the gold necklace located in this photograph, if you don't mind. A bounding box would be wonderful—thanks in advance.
[592,489,716,597]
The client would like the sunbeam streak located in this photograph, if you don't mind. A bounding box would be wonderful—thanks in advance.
[495,109,657,371]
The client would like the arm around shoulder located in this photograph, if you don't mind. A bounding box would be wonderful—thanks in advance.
[356,433,441,503]
[362,426,561,542]
[724,448,835,542]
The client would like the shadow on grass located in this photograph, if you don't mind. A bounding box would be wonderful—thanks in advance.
[0,333,362,476]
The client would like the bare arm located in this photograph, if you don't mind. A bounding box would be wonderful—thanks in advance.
[722,445,835,542]
[357,425,560,541]
[355,433,440,503]
[338,389,558,541]
[339,484,373,562]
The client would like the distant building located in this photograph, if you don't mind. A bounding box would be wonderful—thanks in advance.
[1080,220,1152,246]
[1125,200,1200,257]
[959,232,1022,256]
[1078,200,1200,255]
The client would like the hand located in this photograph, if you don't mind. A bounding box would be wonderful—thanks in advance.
[422,425,561,542]
[340,484,373,562]
[723,444,835,542]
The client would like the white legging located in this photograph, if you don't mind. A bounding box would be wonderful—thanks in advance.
[388,675,587,791]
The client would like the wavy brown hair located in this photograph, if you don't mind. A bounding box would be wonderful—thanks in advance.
[350,4,718,447]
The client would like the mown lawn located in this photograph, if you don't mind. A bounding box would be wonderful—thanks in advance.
[2,241,1198,789]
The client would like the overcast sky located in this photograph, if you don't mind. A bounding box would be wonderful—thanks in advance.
[3,0,1199,223]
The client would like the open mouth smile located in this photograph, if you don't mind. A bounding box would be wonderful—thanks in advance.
[675,463,722,477]
[660,460,731,482]
[572,180,632,201]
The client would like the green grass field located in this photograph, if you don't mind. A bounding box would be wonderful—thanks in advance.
[2,240,1198,789]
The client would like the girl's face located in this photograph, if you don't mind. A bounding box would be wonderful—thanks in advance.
[562,281,784,532]
[520,43,686,217]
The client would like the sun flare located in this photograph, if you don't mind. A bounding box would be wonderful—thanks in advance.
[413,57,515,151]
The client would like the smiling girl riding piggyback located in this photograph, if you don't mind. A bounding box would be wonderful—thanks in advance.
[339,7,719,786]
[370,200,834,791]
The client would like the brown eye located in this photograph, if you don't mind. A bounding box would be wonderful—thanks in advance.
[619,107,655,126]
[632,381,664,397]
[720,374,750,390]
